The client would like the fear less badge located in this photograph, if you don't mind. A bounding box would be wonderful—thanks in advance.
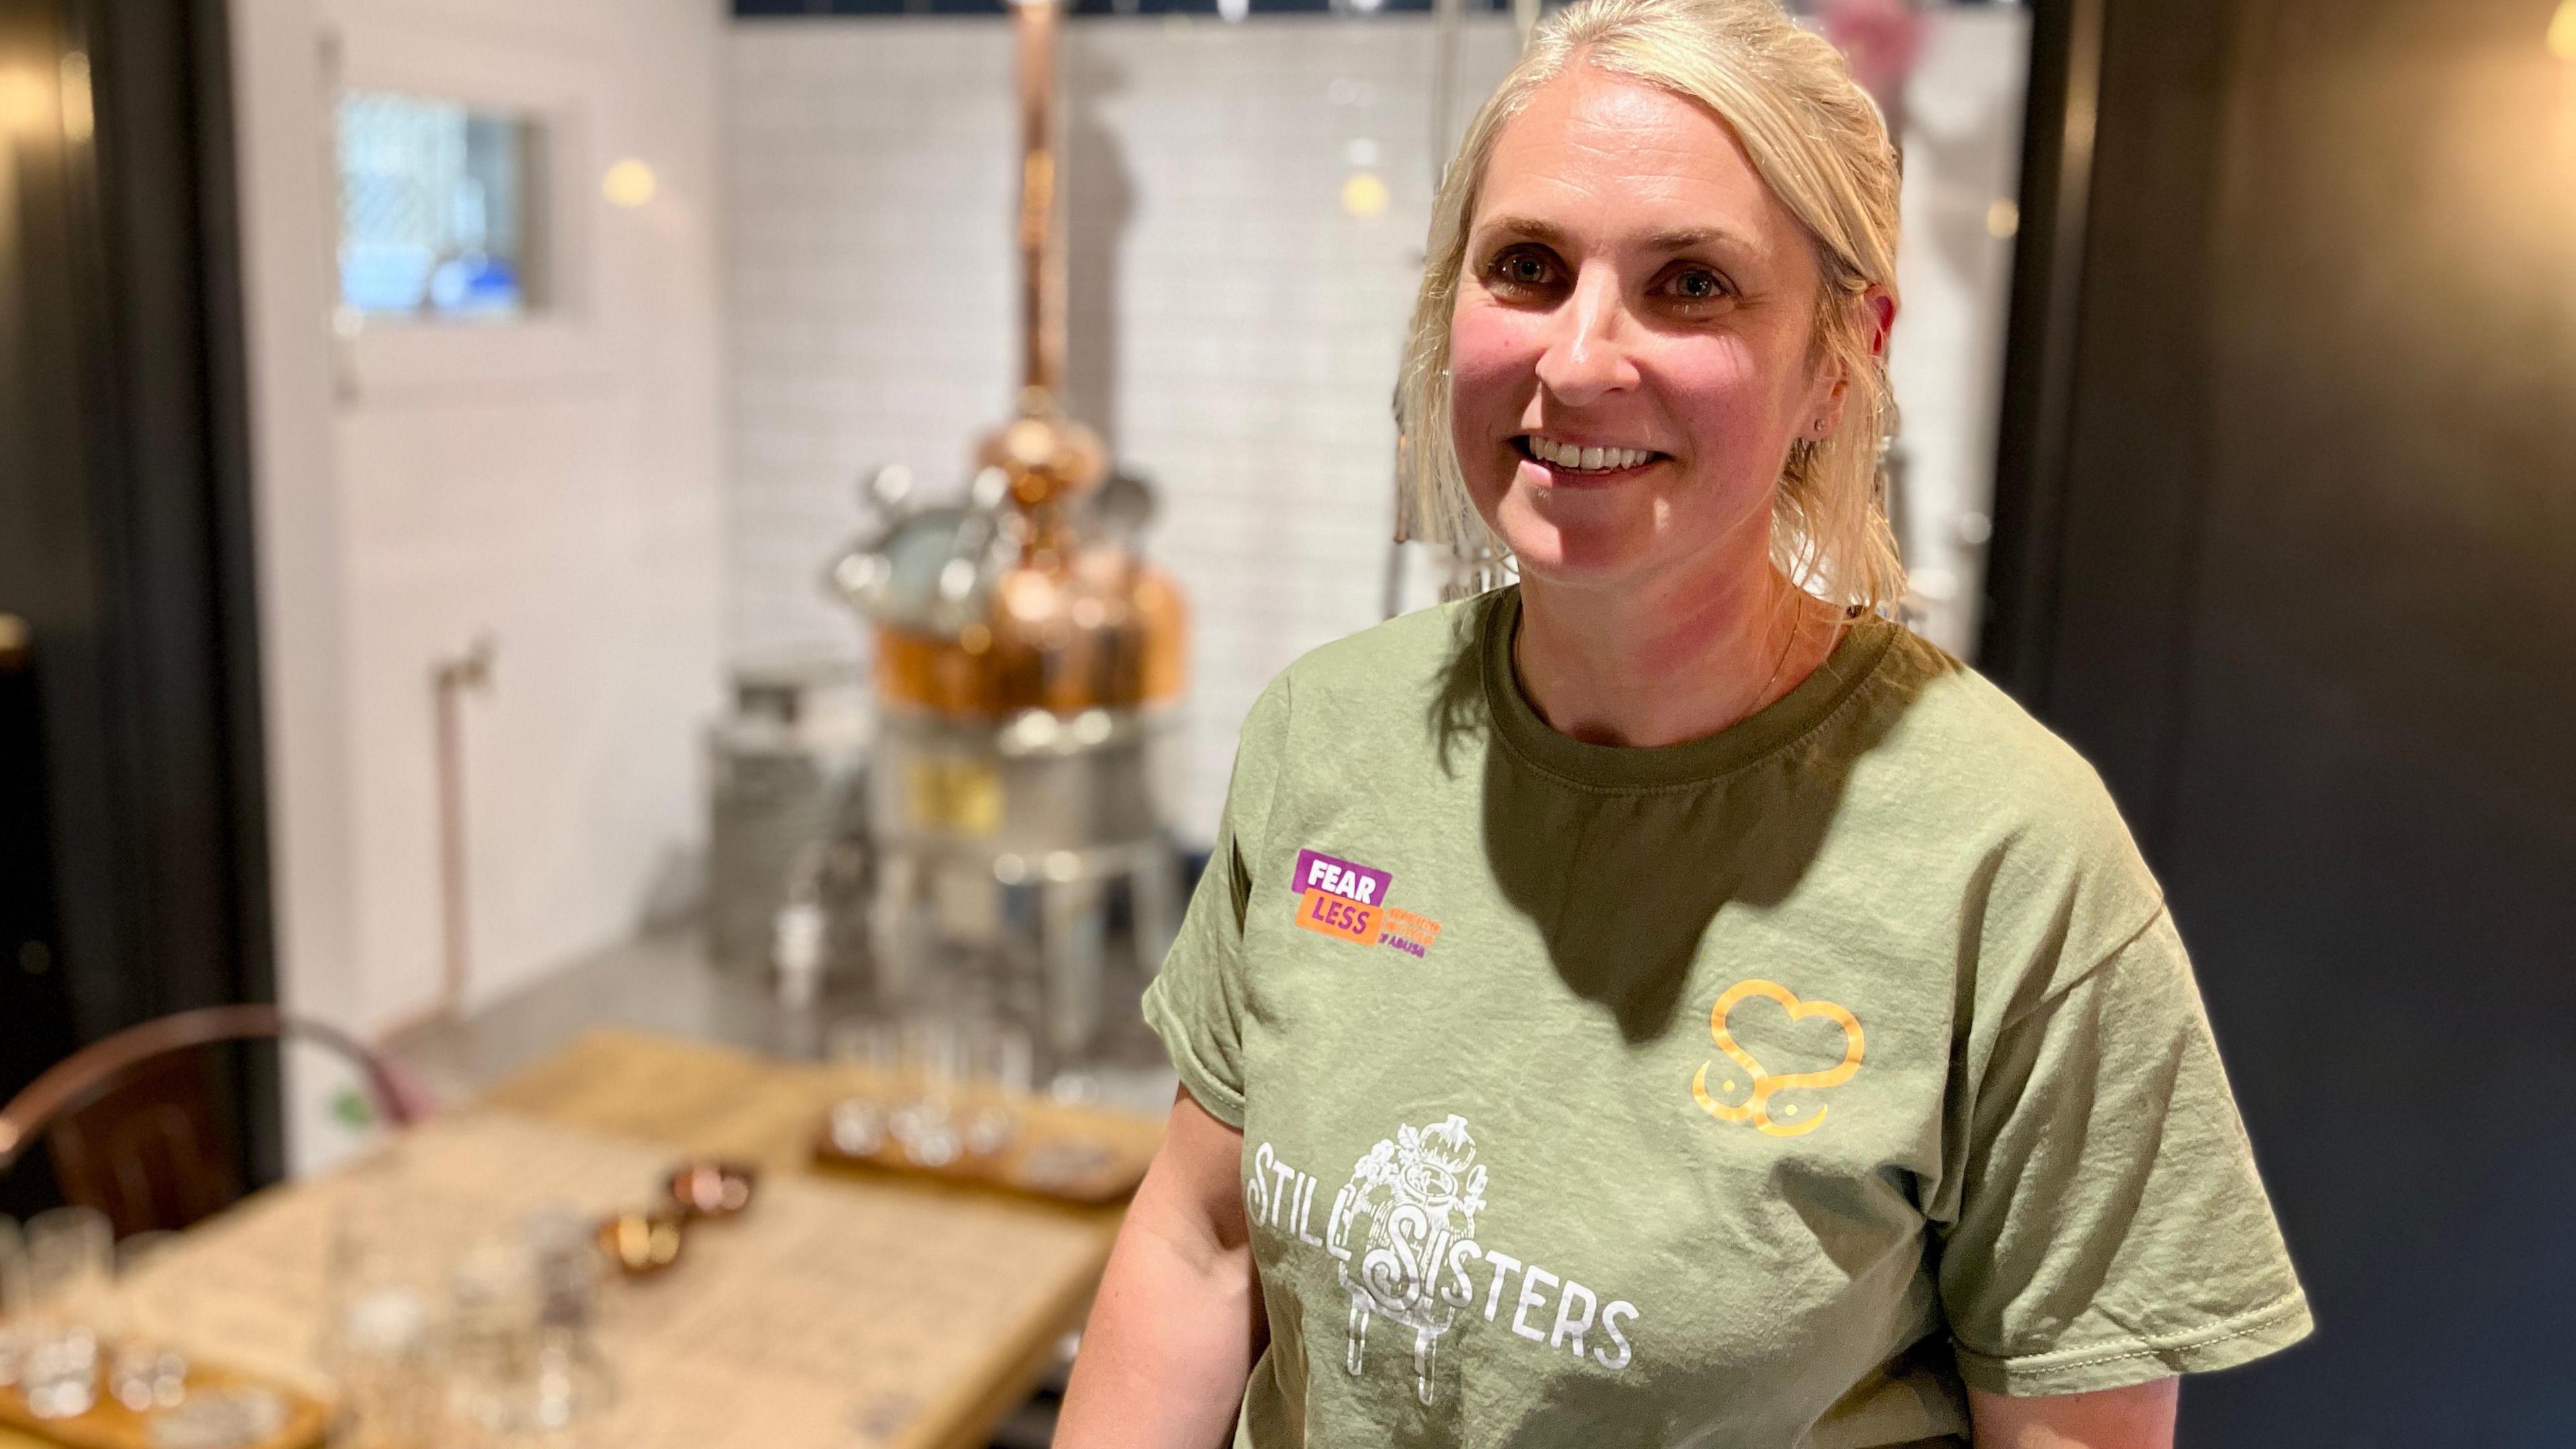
[1292,849,1386,943]
[1291,848,1441,959]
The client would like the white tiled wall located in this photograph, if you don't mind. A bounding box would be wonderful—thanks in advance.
[237,0,729,1075]
[726,10,2024,843]
[729,15,1521,840]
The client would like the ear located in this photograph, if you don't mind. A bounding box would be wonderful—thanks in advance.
[1861,286,1896,359]
[1806,286,1899,440]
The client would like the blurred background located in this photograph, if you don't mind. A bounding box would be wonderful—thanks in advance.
[0,0,2569,1444]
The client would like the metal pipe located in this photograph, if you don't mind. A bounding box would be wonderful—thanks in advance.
[1014,0,1067,403]
[425,635,494,1029]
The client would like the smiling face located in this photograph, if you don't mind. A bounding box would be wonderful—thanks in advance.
[1450,65,1849,594]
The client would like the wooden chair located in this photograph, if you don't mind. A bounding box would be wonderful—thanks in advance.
[0,1005,427,1236]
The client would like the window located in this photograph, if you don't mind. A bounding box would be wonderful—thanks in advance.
[335,90,545,321]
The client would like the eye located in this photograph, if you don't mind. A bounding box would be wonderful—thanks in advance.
[1658,265,1735,304]
[1483,245,1561,292]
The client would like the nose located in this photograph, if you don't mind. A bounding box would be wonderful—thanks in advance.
[1533,264,1639,405]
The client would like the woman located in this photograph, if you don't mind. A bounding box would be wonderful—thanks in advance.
[1057,0,2308,1443]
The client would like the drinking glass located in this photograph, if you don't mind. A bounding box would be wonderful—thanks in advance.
[827,1014,903,1089]
[321,1151,449,1449]
[959,1014,1034,1157]
[825,1014,902,1155]
[445,1213,614,1443]
[20,1205,112,1418]
[0,1216,24,1389]
[892,1014,963,1167]
[520,1208,615,1433]
[107,1229,188,1412]
[831,1010,990,1165]
[329,1283,436,1449]
[444,1235,541,1439]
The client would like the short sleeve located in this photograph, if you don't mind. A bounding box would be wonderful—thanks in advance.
[1140,674,1293,1130]
[1939,908,2313,1395]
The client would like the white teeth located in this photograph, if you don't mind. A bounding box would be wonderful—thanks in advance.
[1527,437,1654,472]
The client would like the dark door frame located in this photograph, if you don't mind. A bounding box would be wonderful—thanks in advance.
[1980,0,2104,703]
[1982,0,2234,861]
[0,0,278,1199]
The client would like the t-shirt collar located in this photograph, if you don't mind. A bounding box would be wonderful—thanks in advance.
[1478,585,1902,791]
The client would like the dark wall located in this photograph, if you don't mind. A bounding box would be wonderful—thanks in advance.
[1989,0,2576,1443]
[0,0,276,1197]
[0,1,93,1193]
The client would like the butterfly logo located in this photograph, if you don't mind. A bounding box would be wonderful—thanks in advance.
[1690,979,1865,1138]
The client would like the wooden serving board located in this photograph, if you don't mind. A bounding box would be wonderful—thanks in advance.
[0,1356,329,1449]
[481,1025,1163,1205]
[810,1089,1160,1206]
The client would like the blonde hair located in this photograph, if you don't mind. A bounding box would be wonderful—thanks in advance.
[1396,0,1905,612]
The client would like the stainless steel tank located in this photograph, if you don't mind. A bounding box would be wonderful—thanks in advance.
[704,661,871,979]
[828,451,1187,1084]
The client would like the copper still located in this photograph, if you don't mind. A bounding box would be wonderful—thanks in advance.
[826,0,1187,1086]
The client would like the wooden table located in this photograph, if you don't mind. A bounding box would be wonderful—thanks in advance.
[1,1028,1161,1449]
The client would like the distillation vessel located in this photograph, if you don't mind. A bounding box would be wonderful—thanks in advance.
[826,0,1187,1085]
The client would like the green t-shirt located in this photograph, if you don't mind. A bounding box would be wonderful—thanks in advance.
[1142,588,2310,1448]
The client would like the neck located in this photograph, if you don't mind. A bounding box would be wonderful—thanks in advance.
[1511,555,1839,750]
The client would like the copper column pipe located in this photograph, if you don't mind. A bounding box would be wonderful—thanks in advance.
[1013,0,1068,406]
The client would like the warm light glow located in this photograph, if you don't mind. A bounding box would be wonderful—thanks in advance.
[1985,197,2019,239]
[57,52,90,144]
[1342,170,1389,218]
[0,68,48,136]
[2551,0,2576,61]
[602,157,657,207]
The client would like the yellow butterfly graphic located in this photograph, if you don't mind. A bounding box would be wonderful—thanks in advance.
[1690,979,1865,1139]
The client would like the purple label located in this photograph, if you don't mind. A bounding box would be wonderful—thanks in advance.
[1291,849,1393,908]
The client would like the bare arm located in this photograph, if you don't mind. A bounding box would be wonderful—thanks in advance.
[1968,1379,2178,1449]
[1056,1087,1263,1449]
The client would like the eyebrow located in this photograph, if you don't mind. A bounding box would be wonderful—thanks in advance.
[1475,214,1756,256]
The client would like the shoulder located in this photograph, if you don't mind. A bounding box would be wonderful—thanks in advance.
[1241,593,1489,741]
[1836,625,2137,851]
[1216,596,1488,826]
[1829,624,2170,989]
[1277,594,1486,698]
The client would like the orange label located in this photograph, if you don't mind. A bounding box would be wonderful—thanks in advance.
[1293,889,1379,944]
[1381,908,1442,947]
